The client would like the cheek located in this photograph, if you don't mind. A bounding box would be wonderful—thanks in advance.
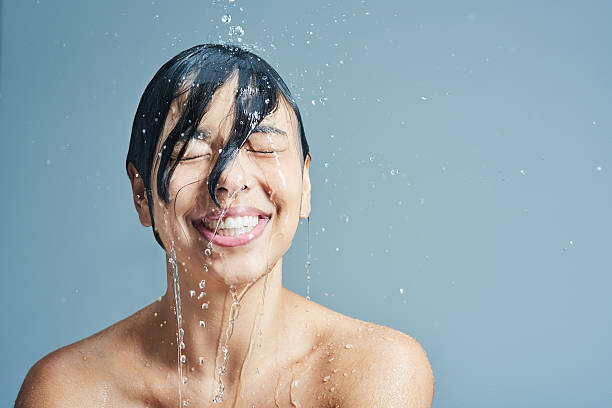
[166,168,208,215]
[260,157,303,204]
[268,179,303,244]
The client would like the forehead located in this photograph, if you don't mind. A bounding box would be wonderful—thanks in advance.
[200,74,298,144]
[158,71,298,148]
[150,71,300,181]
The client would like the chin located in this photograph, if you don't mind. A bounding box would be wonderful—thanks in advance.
[204,256,273,287]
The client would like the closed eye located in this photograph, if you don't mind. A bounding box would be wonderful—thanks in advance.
[246,149,276,154]
[172,153,212,162]
[246,129,288,154]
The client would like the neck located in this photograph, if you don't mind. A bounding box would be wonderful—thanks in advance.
[153,254,284,400]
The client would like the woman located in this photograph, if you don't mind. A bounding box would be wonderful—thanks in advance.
[16,44,433,407]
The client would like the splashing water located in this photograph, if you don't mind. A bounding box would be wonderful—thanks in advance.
[204,186,244,258]
[198,186,245,403]
[259,261,270,343]
[229,25,245,42]
[170,241,185,408]
[213,285,242,403]
[305,217,312,301]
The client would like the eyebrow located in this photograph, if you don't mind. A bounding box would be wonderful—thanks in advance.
[252,125,287,135]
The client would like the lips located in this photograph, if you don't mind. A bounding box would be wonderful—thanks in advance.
[192,206,271,247]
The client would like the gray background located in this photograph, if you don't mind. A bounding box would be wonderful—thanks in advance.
[1,1,611,406]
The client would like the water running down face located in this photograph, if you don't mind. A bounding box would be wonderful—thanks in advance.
[132,72,311,286]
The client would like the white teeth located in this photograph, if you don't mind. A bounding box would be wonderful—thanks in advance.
[215,224,256,237]
[203,215,260,237]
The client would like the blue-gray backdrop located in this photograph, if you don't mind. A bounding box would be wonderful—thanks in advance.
[1,1,611,407]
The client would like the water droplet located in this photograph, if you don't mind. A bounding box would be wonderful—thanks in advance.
[199,280,206,289]
[322,375,331,382]
[197,292,206,299]
[199,320,206,327]
[596,165,603,172]
[399,288,404,294]
[520,169,526,176]
[202,302,209,309]
[181,355,187,364]
[183,377,188,384]
[189,290,196,297]
[199,356,205,364]
[221,14,231,24]
[180,342,185,350]
[204,248,212,256]
[345,344,353,349]
[569,240,574,246]
[178,328,184,337]
[264,98,270,104]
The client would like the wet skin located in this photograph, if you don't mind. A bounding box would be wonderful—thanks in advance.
[16,74,433,408]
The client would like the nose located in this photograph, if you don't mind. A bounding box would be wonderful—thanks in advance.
[213,149,252,206]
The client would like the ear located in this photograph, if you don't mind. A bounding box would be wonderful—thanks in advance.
[299,154,311,219]
[127,162,153,227]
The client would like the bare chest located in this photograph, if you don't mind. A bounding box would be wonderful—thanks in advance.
[119,362,344,408]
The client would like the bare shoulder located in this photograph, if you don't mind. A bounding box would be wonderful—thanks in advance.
[14,341,114,408]
[336,324,434,408]
[293,295,434,408]
[15,306,152,408]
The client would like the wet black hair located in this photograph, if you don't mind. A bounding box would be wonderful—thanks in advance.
[126,44,309,250]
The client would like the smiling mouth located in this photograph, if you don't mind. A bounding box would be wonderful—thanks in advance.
[203,215,261,237]
[192,210,271,247]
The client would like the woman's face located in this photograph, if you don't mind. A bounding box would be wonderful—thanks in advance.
[131,73,311,286]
